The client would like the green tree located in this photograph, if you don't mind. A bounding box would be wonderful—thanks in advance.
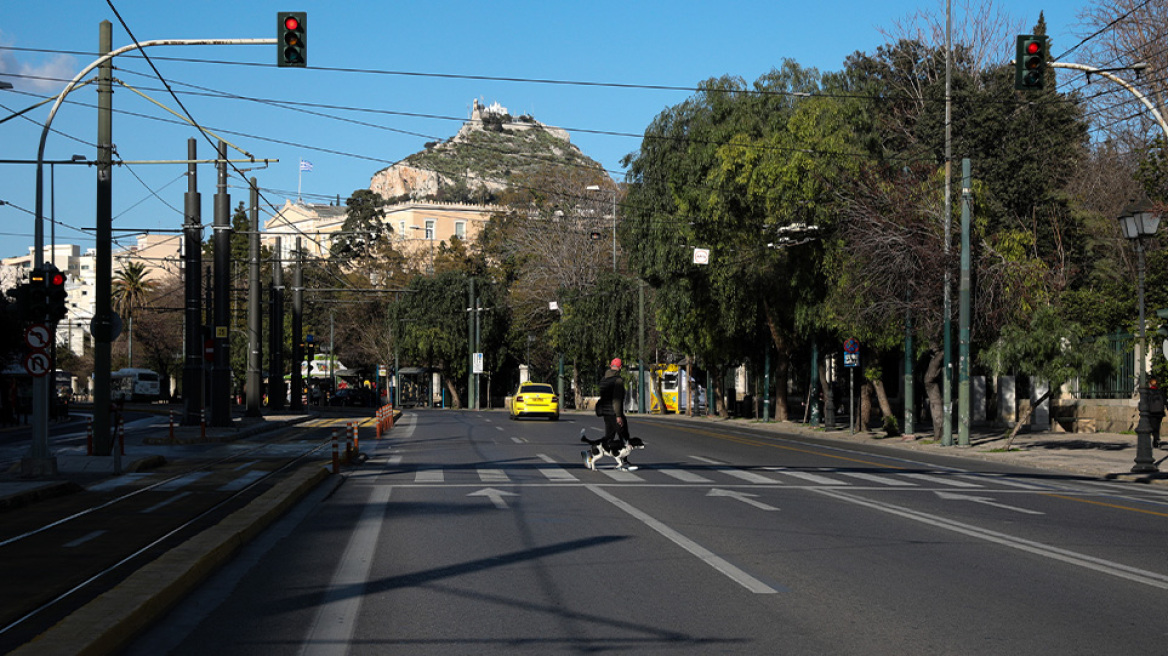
[332,189,392,264]
[981,304,1117,447]
[388,272,506,408]
[111,261,157,369]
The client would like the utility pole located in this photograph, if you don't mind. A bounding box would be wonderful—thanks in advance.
[941,0,954,447]
[467,278,475,409]
[182,138,203,425]
[92,20,114,462]
[210,140,231,427]
[958,158,972,446]
[269,237,285,411]
[246,177,262,417]
[290,238,304,411]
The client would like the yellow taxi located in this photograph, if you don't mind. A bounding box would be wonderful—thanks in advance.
[509,382,559,421]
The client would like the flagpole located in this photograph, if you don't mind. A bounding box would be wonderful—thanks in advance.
[297,163,302,204]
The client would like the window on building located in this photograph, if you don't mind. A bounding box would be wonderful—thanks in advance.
[455,221,466,239]
[425,220,435,240]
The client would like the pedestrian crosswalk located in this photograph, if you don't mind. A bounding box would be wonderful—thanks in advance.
[368,453,1048,490]
[82,456,1052,494]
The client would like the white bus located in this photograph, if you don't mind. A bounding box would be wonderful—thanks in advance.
[111,368,161,402]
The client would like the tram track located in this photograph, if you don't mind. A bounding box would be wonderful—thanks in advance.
[0,415,357,650]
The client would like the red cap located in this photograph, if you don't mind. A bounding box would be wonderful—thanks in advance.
[611,358,622,369]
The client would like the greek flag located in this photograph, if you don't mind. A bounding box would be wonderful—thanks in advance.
[299,159,313,172]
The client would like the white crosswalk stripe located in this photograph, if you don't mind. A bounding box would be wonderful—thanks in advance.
[478,468,510,483]
[767,469,847,485]
[87,473,152,492]
[659,469,714,483]
[539,467,577,482]
[599,469,644,482]
[900,473,983,488]
[837,471,916,486]
[415,470,444,483]
[156,472,212,491]
[219,470,266,492]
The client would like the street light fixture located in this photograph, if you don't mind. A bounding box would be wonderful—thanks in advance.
[1118,197,1161,473]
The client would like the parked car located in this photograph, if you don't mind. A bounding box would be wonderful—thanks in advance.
[509,382,559,421]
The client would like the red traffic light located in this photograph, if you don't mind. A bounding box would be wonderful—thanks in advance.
[284,15,300,31]
[49,272,65,287]
[1026,41,1040,55]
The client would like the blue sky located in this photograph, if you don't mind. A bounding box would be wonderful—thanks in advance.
[0,0,1085,257]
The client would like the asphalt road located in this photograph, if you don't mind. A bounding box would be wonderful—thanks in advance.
[129,410,1168,655]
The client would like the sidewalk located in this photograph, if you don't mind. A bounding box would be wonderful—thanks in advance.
[640,411,1168,484]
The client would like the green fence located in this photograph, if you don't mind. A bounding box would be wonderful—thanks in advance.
[1075,331,1134,399]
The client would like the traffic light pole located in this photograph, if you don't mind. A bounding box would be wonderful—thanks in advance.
[23,28,274,476]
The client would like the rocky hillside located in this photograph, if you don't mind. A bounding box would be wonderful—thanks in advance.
[370,100,605,203]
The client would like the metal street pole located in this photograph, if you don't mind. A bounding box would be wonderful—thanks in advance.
[182,138,203,425]
[210,140,231,427]
[269,237,285,411]
[941,0,954,447]
[246,177,262,417]
[290,239,304,411]
[958,158,972,446]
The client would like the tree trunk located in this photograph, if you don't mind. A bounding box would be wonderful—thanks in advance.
[1006,388,1050,450]
[873,379,894,419]
[924,348,945,439]
[713,365,729,418]
[762,298,790,422]
[444,376,463,409]
[859,380,874,431]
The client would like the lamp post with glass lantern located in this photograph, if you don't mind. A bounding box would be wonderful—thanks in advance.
[1118,199,1161,473]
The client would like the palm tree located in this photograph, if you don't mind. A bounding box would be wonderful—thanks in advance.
[112,261,157,368]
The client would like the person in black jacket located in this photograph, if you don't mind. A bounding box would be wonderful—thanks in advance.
[1148,377,1165,449]
[596,358,630,451]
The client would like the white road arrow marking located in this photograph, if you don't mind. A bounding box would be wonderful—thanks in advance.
[707,488,779,511]
[468,487,517,509]
[935,491,1044,515]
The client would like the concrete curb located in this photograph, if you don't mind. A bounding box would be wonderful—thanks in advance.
[10,461,334,656]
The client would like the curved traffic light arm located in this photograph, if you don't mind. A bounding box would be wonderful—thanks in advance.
[1049,61,1168,143]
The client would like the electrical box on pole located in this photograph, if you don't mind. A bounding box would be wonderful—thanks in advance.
[277,12,307,67]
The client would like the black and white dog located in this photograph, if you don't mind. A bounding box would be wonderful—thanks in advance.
[580,429,645,471]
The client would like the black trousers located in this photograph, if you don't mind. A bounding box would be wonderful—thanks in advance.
[602,414,630,448]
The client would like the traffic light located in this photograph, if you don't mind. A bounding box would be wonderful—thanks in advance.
[45,265,67,324]
[277,12,307,68]
[1015,35,1047,90]
[26,268,48,322]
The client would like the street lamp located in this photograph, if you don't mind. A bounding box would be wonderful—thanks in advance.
[586,184,617,271]
[1118,198,1161,473]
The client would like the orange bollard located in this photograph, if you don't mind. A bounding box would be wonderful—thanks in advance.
[352,421,359,453]
[87,417,93,456]
[169,410,175,443]
[387,403,394,429]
